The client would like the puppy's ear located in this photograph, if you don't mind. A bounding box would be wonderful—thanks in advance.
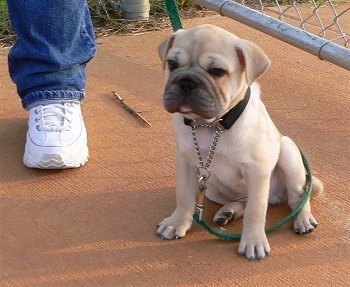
[235,40,271,85]
[158,29,185,70]
[158,34,176,70]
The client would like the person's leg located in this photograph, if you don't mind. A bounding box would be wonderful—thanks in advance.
[7,0,96,169]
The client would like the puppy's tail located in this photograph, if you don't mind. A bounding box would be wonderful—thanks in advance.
[311,176,323,199]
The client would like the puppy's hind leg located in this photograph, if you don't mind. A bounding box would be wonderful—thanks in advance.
[278,136,322,234]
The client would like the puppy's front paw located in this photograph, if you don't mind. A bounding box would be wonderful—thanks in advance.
[238,231,270,260]
[157,213,193,240]
[293,212,318,234]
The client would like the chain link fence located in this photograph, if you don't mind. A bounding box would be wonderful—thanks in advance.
[241,0,349,47]
[194,0,350,69]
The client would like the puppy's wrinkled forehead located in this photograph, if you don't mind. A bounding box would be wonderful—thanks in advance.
[167,25,239,71]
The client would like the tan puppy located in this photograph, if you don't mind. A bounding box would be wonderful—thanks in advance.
[157,24,323,260]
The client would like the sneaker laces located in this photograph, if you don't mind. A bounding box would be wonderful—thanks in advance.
[35,103,75,132]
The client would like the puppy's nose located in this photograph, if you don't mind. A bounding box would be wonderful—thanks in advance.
[179,79,196,93]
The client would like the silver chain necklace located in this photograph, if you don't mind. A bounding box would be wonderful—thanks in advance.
[188,120,226,220]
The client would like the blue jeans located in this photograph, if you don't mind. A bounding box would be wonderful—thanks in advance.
[7,0,96,109]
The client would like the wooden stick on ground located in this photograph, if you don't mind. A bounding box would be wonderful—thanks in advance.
[112,91,151,126]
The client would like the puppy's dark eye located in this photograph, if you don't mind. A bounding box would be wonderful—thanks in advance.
[167,59,179,71]
[208,68,226,77]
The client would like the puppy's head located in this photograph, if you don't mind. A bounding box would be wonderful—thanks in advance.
[158,24,270,120]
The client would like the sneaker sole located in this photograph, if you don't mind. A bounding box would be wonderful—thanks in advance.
[23,145,89,169]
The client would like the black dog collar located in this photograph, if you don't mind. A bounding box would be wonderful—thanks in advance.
[184,87,251,130]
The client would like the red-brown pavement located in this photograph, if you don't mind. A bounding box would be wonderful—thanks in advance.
[0,15,349,287]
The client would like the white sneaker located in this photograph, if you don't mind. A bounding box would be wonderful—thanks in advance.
[23,101,89,169]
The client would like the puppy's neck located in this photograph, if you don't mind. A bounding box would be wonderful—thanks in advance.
[184,86,251,130]
[224,83,250,117]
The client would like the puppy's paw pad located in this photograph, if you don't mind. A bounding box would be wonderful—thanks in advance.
[213,202,245,226]
[214,211,234,225]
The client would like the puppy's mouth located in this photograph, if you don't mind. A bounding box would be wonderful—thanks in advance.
[163,68,222,119]
[179,106,193,114]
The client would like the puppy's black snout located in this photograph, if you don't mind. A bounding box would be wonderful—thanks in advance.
[178,79,196,93]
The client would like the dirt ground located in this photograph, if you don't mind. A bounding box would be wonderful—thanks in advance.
[0,15,349,287]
